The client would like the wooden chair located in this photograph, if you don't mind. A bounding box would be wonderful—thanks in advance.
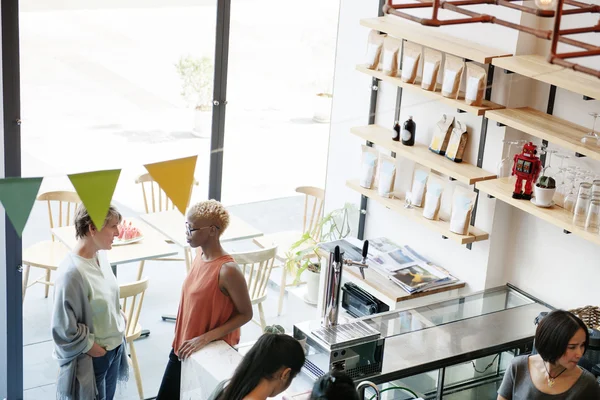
[119,277,149,400]
[134,173,199,279]
[253,186,325,315]
[231,247,278,331]
[22,191,80,303]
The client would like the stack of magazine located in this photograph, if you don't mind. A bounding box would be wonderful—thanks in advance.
[319,237,458,294]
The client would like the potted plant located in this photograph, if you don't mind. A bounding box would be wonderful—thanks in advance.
[263,324,285,334]
[534,174,556,207]
[175,55,214,137]
[284,203,357,305]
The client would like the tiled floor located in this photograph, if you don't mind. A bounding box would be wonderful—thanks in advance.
[22,195,320,399]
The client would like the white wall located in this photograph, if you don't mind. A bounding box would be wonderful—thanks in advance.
[325,0,600,308]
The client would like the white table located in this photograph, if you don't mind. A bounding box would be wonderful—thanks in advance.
[51,218,178,271]
[140,210,263,271]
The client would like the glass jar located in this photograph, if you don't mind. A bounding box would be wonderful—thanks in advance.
[578,182,593,197]
[593,180,600,196]
[573,194,591,228]
[585,199,600,233]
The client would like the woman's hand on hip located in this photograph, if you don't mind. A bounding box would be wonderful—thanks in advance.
[178,333,213,360]
[87,342,107,358]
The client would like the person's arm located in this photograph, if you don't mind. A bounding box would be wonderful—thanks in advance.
[51,266,106,359]
[178,262,253,359]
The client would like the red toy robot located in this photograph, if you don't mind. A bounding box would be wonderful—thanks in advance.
[512,142,541,200]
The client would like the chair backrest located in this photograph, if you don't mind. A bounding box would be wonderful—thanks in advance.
[37,191,81,241]
[136,173,199,213]
[295,186,325,240]
[231,247,278,302]
[119,278,149,340]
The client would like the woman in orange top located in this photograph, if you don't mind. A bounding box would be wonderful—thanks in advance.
[156,200,253,399]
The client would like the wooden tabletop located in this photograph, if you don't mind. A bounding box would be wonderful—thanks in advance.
[51,218,178,266]
[139,210,263,248]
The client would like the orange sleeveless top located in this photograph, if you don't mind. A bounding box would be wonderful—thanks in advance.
[172,253,240,355]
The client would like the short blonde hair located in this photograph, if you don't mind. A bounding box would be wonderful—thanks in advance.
[187,200,230,234]
[75,205,122,239]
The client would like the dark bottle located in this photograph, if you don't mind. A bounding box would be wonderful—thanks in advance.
[401,116,416,146]
[392,121,400,141]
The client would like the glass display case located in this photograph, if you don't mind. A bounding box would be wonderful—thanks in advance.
[351,285,549,400]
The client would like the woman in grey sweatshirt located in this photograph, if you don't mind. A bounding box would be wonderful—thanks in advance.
[51,205,129,400]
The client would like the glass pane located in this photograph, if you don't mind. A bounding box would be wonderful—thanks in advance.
[364,287,533,337]
[222,0,338,206]
[20,2,216,398]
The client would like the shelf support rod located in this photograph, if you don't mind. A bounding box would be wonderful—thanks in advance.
[358,0,386,240]
[467,64,495,250]
[541,84,557,167]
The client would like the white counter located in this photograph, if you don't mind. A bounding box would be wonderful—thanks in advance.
[181,340,314,400]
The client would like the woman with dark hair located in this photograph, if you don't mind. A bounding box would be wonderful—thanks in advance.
[498,310,600,399]
[210,333,305,400]
[309,370,359,400]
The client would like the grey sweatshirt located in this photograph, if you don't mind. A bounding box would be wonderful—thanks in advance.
[51,252,128,400]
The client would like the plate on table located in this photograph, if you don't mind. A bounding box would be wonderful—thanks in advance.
[113,236,144,246]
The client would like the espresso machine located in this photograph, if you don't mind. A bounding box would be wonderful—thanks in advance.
[294,241,386,380]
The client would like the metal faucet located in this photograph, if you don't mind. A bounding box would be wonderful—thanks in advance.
[321,241,369,327]
[356,381,380,400]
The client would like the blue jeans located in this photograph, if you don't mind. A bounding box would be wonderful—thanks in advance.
[92,344,123,400]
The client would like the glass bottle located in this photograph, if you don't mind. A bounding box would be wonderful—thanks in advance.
[401,116,416,146]
[392,120,400,142]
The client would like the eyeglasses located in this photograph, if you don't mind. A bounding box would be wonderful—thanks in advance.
[186,222,220,236]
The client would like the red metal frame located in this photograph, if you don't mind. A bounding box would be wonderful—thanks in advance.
[384,0,600,78]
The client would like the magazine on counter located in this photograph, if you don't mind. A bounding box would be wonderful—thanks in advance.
[388,262,457,294]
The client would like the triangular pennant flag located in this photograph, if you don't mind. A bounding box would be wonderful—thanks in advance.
[0,177,43,238]
[68,169,121,229]
[144,155,198,214]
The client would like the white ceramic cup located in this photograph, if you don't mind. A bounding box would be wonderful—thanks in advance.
[534,186,556,206]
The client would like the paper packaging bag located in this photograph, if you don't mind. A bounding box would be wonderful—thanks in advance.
[449,186,478,235]
[410,166,429,207]
[446,120,468,163]
[400,42,422,84]
[421,48,442,91]
[465,62,487,106]
[360,145,379,189]
[365,31,386,70]
[377,37,401,76]
[423,174,446,220]
[429,114,454,155]
[377,154,397,198]
[441,55,464,99]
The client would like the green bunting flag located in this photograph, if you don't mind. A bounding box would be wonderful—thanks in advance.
[0,177,43,237]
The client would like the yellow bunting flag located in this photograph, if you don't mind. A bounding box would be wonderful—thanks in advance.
[0,177,43,238]
[144,155,198,214]
[68,169,121,229]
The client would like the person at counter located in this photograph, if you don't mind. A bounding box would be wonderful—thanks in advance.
[309,371,359,400]
[498,310,600,400]
[209,333,305,400]
[156,200,253,399]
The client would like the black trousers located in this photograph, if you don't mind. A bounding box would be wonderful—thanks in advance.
[156,348,181,400]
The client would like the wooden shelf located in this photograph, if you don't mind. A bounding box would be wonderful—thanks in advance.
[351,125,497,185]
[492,55,600,100]
[486,107,600,162]
[476,177,600,247]
[357,65,504,116]
[347,180,489,245]
[361,16,511,64]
